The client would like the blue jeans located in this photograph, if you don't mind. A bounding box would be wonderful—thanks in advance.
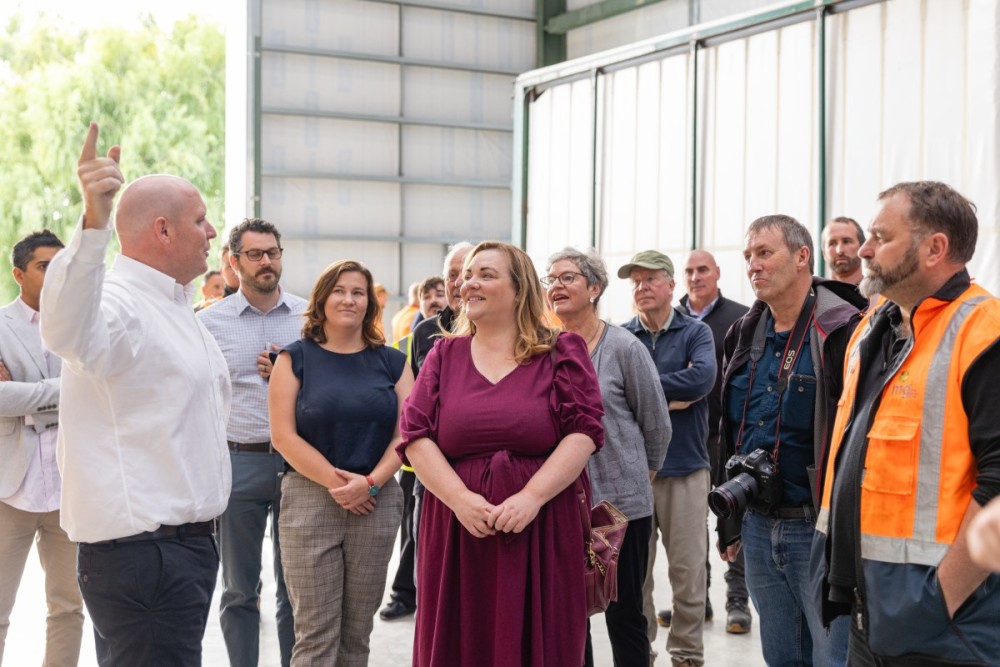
[218,451,295,667]
[742,511,848,667]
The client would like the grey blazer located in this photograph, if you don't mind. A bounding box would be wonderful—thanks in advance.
[0,300,61,498]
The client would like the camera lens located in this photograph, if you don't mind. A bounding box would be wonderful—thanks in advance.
[708,472,758,519]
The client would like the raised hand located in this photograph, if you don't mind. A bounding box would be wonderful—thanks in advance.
[77,122,124,229]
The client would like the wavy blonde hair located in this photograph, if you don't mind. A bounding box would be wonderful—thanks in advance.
[447,241,558,363]
[302,260,385,347]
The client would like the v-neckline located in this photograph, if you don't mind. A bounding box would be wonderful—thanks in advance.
[468,339,520,386]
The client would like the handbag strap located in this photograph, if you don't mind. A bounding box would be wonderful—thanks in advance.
[574,477,592,537]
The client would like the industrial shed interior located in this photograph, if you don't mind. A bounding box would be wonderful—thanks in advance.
[226,0,1000,324]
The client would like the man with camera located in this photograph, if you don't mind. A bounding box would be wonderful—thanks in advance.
[714,215,864,667]
[814,182,1000,665]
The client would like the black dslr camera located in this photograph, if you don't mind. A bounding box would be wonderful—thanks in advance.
[709,449,782,519]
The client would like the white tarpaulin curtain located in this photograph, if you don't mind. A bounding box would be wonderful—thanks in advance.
[523,0,1000,324]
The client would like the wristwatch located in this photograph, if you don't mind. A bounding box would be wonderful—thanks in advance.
[365,474,380,497]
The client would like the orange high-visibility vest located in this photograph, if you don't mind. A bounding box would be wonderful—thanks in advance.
[818,284,1000,566]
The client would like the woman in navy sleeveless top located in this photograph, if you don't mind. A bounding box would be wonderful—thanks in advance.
[270,259,414,665]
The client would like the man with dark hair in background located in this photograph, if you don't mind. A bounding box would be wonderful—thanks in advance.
[198,217,306,667]
[821,216,865,285]
[0,229,84,666]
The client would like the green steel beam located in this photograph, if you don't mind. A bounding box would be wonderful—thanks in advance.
[590,70,599,248]
[512,87,531,248]
[537,0,566,67]
[546,0,670,36]
[816,5,828,276]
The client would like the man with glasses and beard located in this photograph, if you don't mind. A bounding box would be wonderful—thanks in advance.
[198,218,306,667]
[814,182,1000,666]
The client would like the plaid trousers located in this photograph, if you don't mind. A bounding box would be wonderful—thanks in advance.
[279,471,403,666]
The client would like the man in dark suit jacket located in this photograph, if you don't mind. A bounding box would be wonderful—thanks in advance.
[674,249,751,635]
[0,230,83,665]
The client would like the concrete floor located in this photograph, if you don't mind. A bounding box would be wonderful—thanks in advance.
[5,524,767,666]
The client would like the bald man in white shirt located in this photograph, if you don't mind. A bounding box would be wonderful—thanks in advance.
[40,123,232,666]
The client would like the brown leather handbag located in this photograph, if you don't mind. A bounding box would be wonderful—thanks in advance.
[575,478,628,616]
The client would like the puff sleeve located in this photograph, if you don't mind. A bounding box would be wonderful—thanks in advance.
[550,332,605,451]
[397,337,444,465]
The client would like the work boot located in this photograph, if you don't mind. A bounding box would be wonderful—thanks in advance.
[725,598,752,634]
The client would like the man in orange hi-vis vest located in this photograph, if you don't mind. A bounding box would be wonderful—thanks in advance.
[814,181,1000,666]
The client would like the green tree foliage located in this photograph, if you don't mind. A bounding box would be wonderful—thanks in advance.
[0,12,224,301]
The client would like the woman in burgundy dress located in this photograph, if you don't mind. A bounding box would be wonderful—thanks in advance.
[398,241,605,667]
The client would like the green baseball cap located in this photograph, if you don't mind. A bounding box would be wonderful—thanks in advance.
[617,250,674,279]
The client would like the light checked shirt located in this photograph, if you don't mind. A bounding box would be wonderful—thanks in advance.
[198,288,307,443]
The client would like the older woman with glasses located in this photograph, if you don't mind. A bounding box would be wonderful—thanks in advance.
[544,247,672,666]
[268,259,413,665]
[398,241,605,666]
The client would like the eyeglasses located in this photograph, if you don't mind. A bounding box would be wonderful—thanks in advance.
[234,247,283,262]
[540,271,586,288]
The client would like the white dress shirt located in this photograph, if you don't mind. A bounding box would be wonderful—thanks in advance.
[40,223,232,543]
[0,299,60,513]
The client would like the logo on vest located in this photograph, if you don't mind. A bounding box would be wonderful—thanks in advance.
[890,371,918,399]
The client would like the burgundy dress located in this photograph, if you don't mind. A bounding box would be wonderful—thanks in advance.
[399,333,605,667]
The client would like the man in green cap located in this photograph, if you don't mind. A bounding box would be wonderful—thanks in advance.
[620,250,716,667]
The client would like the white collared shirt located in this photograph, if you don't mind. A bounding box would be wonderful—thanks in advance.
[0,299,60,513]
[40,222,232,543]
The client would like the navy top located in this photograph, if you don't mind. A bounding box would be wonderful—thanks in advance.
[622,309,716,477]
[725,319,815,507]
[284,339,406,474]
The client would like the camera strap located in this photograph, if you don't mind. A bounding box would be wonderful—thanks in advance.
[736,289,817,464]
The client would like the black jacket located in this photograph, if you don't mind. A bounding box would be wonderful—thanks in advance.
[679,292,750,474]
[410,306,457,377]
[716,277,866,547]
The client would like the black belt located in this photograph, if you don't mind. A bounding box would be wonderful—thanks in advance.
[774,505,816,520]
[228,440,274,453]
[92,520,215,546]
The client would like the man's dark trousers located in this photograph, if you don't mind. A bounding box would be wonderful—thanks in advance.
[78,534,218,666]
[387,469,417,609]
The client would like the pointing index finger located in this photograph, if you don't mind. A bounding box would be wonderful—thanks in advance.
[79,122,99,164]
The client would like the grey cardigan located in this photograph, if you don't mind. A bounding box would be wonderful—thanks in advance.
[587,322,672,520]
